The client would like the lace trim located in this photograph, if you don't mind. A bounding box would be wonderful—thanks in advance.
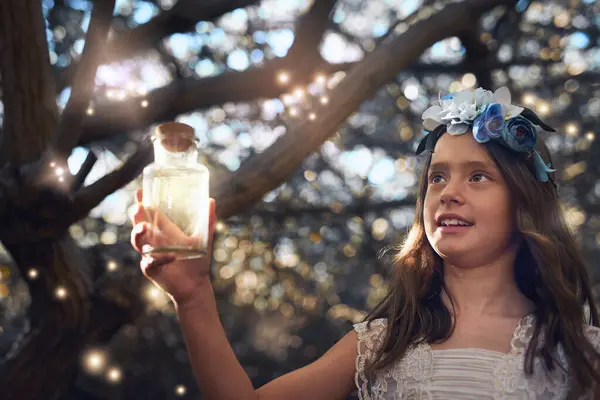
[354,315,600,399]
[354,318,388,400]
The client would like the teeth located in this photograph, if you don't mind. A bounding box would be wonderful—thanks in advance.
[441,218,472,226]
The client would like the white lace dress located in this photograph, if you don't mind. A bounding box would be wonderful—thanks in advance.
[353,315,600,399]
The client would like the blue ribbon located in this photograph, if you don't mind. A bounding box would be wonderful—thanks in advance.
[533,151,555,182]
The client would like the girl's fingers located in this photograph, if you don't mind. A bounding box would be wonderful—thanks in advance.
[130,204,189,243]
[140,255,175,277]
[131,222,148,253]
[131,203,155,226]
[131,193,215,255]
[131,221,198,255]
[136,188,143,203]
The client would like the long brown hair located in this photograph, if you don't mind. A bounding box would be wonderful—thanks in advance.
[362,131,600,394]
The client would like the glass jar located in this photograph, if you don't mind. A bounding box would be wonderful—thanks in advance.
[141,122,209,259]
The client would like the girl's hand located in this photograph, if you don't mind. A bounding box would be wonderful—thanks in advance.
[130,189,217,305]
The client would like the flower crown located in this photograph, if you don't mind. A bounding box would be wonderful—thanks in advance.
[416,86,556,183]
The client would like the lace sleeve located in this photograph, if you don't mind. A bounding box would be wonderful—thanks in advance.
[353,318,388,400]
[583,325,600,399]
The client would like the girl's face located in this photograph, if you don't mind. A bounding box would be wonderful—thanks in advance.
[423,132,517,267]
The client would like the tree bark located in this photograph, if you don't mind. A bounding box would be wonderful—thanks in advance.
[0,0,58,164]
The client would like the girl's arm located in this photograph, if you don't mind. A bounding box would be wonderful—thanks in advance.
[177,282,358,400]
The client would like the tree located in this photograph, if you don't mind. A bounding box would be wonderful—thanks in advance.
[1,0,599,398]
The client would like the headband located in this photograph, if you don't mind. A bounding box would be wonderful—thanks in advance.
[416,86,556,182]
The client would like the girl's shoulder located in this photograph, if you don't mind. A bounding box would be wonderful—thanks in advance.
[353,318,388,339]
[352,318,389,355]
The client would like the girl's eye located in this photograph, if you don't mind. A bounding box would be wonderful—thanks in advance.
[471,173,490,183]
[429,174,444,184]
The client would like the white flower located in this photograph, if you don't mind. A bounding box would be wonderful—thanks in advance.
[421,86,524,134]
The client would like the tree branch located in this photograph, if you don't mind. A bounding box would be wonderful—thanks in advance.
[70,150,98,191]
[67,142,152,226]
[51,0,115,156]
[78,0,338,145]
[458,26,493,89]
[210,0,515,220]
[56,0,261,91]
[246,197,417,220]
[78,55,554,146]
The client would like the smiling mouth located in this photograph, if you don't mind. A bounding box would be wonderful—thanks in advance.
[437,219,474,227]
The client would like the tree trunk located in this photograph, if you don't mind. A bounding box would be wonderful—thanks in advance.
[0,0,57,164]
[0,1,94,399]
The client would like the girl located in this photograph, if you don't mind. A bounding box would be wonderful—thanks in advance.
[131,86,600,399]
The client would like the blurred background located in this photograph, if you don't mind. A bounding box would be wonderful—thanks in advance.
[0,0,599,399]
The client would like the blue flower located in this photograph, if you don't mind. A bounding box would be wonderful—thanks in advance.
[501,116,537,152]
[472,103,505,143]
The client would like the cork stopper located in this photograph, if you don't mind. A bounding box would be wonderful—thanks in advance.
[154,122,195,152]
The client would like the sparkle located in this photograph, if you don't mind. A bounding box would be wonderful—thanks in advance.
[86,107,95,115]
[175,385,187,396]
[320,96,329,105]
[289,108,299,117]
[107,260,118,271]
[55,167,64,176]
[293,88,305,98]
[83,349,107,375]
[586,132,595,141]
[106,367,122,383]
[308,112,316,121]
[144,283,170,309]
[50,161,56,167]
[282,94,294,105]
[314,74,326,85]
[277,71,290,85]
[27,268,39,279]
[536,102,550,116]
[55,286,67,299]
[141,100,149,108]
[522,93,536,105]
[566,123,579,136]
